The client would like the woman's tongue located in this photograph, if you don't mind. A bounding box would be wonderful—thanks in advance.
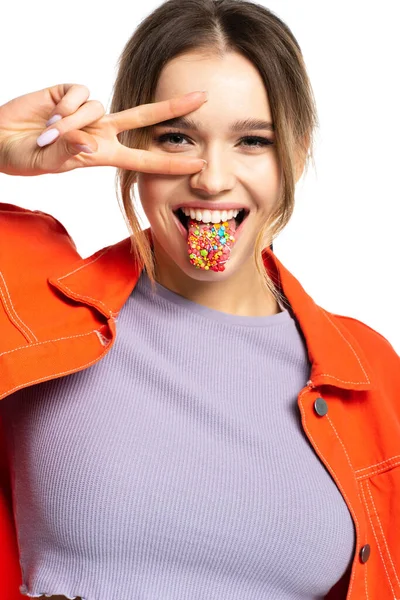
[185,216,238,272]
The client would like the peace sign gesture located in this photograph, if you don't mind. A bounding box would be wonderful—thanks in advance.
[0,83,208,177]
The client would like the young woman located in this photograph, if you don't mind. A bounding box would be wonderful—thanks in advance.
[0,1,399,599]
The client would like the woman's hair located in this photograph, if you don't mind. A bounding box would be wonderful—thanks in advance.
[110,0,318,304]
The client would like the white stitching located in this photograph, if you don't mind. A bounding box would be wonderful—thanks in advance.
[95,330,111,346]
[60,283,114,318]
[360,481,398,599]
[0,271,38,343]
[365,556,369,600]
[309,373,370,385]
[326,415,363,480]
[356,460,400,480]
[298,388,358,599]
[326,414,366,509]
[365,480,400,587]
[325,413,369,598]
[0,331,110,399]
[355,456,400,475]
[325,409,395,598]
[0,330,99,359]
[319,309,371,384]
[54,246,121,317]
[57,247,112,280]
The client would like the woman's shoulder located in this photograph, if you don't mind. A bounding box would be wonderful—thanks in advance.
[0,201,80,272]
[0,201,77,249]
[0,202,82,314]
[332,311,396,354]
[327,309,399,393]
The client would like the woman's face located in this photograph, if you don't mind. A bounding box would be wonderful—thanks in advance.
[136,51,293,309]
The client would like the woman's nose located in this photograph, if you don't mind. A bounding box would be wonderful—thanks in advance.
[189,154,236,196]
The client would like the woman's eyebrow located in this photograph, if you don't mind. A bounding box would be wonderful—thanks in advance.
[155,116,274,132]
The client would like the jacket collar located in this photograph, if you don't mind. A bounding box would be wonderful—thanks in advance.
[49,227,374,393]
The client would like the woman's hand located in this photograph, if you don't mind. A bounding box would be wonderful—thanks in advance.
[0,83,207,177]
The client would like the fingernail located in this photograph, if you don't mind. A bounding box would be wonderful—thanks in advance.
[201,160,207,172]
[36,128,60,147]
[46,114,62,127]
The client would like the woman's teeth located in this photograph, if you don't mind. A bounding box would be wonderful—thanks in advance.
[180,207,243,224]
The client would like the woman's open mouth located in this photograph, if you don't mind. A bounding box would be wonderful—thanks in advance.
[172,207,249,232]
[171,207,252,271]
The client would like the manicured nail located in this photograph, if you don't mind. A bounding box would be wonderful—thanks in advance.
[46,114,62,127]
[36,128,60,147]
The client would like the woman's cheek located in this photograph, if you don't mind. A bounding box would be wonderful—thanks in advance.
[137,175,177,215]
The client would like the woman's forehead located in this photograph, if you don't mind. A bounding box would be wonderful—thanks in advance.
[154,52,272,124]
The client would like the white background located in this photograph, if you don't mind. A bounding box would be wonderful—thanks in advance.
[0,0,398,353]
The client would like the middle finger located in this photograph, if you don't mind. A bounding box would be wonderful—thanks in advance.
[103,145,206,175]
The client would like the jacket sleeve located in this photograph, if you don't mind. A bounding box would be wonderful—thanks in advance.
[0,202,78,598]
[0,413,25,599]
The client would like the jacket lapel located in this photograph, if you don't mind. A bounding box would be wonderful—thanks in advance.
[49,227,375,393]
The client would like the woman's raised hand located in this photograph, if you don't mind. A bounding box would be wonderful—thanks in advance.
[0,83,207,177]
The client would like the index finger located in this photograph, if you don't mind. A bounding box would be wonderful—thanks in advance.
[108,91,208,134]
[103,145,207,175]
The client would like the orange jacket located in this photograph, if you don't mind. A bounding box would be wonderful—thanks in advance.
[0,201,399,600]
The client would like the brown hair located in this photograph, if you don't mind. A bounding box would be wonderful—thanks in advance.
[109,0,318,305]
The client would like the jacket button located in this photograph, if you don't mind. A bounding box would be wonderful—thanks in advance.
[314,397,328,416]
[360,544,371,563]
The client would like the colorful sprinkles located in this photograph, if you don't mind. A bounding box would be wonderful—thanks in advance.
[186,219,236,272]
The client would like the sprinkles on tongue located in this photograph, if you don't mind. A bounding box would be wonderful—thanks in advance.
[186,216,237,272]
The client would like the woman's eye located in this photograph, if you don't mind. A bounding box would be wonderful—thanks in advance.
[154,133,273,149]
[155,133,190,147]
[239,136,274,148]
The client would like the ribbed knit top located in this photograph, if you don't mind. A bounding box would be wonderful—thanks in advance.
[0,268,356,600]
